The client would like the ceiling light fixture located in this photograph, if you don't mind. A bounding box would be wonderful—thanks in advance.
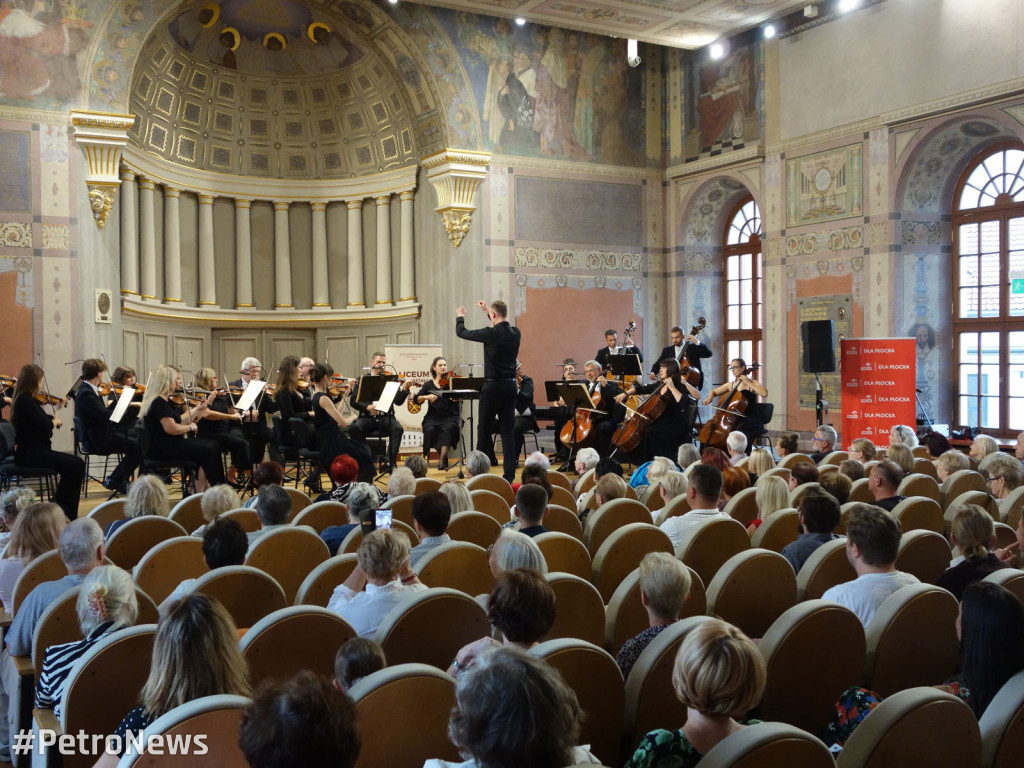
[515,17,526,26]
[764,24,776,39]
[710,42,725,60]
[839,0,860,12]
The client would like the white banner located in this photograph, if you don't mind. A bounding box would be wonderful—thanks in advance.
[386,344,442,433]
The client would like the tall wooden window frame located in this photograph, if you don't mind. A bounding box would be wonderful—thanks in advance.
[722,197,764,368]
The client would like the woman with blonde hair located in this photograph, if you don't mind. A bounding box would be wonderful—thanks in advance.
[92,593,251,767]
[937,504,1012,600]
[35,565,139,719]
[0,501,67,612]
[746,475,789,537]
[439,480,473,514]
[191,484,241,537]
[105,474,170,538]
[887,443,915,475]
[747,448,775,479]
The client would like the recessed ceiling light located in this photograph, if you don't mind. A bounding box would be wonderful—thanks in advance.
[515,17,526,26]
[710,42,724,59]
[839,0,860,12]
[764,24,776,39]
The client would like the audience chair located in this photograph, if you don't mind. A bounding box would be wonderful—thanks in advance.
[897,473,942,505]
[534,531,591,580]
[280,486,312,521]
[894,529,951,584]
[373,587,488,669]
[392,519,420,545]
[675,517,750,586]
[849,477,873,503]
[339,526,363,555]
[221,507,261,532]
[757,600,866,734]
[836,687,981,768]
[118,694,252,768]
[583,498,650,556]
[544,572,605,646]
[167,493,205,535]
[381,494,415,527]
[994,521,1018,551]
[465,473,514,504]
[778,453,814,469]
[413,540,493,596]
[706,549,797,638]
[413,476,442,496]
[698,722,836,768]
[245,526,331,603]
[604,566,706,654]
[890,495,944,535]
[983,568,1024,606]
[820,450,849,466]
[864,582,960,697]
[468,488,512,526]
[912,446,931,459]
[979,669,1024,768]
[349,664,459,768]
[592,523,673,603]
[574,467,597,496]
[531,638,624,766]
[550,484,577,511]
[134,536,208,605]
[31,586,85,677]
[291,500,348,532]
[914,457,939,480]
[944,490,1000,530]
[796,537,855,601]
[788,482,820,508]
[295,553,359,607]
[750,508,799,552]
[547,470,572,492]
[722,487,758,527]
[192,565,287,629]
[940,469,987,510]
[757,467,790,483]
[654,494,691,526]
[999,485,1024,527]
[12,549,66,616]
[105,516,188,571]
[445,511,501,549]
[87,499,127,535]
[544,504,585,540]
[239,605,356,688]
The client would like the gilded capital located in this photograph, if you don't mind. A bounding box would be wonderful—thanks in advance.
[69,110,136,230]
[422,148,491,249]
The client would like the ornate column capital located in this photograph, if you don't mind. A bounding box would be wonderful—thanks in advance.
[70,110,136,229]
[421,148,491,248]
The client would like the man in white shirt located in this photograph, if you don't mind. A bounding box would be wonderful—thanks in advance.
[660,464,729,554]
[822,503,919,627]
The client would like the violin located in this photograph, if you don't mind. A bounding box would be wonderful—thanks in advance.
[168,390,205,408]
[34,392,65,407]
[0,375,15,394]
[327,374,352,399]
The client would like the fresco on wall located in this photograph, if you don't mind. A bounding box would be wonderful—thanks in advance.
[438,9,644,165]
[683,40,761,161]
[786,143,864,228]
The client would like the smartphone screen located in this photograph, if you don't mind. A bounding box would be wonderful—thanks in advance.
[375,509,393,529]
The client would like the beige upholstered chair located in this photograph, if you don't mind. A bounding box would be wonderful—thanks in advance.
[220,507,261,532]
[582,498,650,556]
[750,509,800,552]
[167,493,205,534]
[413,540,493,596]
[294,553,360,607]
[134,535,208,605]
[192,565,288,629]
[445,511,502,549]
[889,495,944,535]
[897,474,941,505]
[468,488,512,526]
[697,722,836,768]
[675,517,750,586]
[979,669,1024,768]
[465,473,514,504]
[373,587,489,669]
[105,516,188,570]
[88,498,128,534]
[544,504,585,540]
[281,486,312,520]
[796,537,855,601]
[653,494,690,526]
[291,500,348,532]
[534,531,591,580]
[706,549,797,638]
[544,572,605,646]
[381,494,415,527]
[591,523,673,602]
[413,476,442,496]
[245,525,331,603]
[894,529,951,584]
[722,486,758,526]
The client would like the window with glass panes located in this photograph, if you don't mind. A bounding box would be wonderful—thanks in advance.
[953,144,1024,435]
[723,198,763,367]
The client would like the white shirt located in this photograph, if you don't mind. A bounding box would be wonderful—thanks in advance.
[328,578,427,638]
[660,508,730,554]
[822,571,920,627]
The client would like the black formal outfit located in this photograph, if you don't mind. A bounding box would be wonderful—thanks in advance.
[11,393,84,519]
[142,397,225,485]
[652,339,712,389]
[595,344,643,371]
[633,378,694,461]
[418,379,461,459]
[576,378,624,458]
[488,373,538,461]
[456,315,522,482]
[348,375,408,469]
[551,375,579,459]
[229,378,278,464]
[703,387,763,450]
[74,382,141,489]
[196,394,252,471]
[312,392,374,483]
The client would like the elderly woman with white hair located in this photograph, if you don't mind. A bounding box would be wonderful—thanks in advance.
[35,565,139,719]
[190,483,241,537]
[439,480,473,514]
[488,529,548,577]
[105,474,170,538]
[523,451,550,472]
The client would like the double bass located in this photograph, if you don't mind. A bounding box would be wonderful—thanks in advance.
[697,362,759,450]
[677,317,706,389]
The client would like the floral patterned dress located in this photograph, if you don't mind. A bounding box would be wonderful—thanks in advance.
[625,721,763,768]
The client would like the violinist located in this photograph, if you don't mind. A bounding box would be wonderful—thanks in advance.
[140,364,225,491]
[109,366,142,427]
[274,355,314,422]
[298,356,315,408]
[310,363,374,483]
[617,358,701,461]
[510,360,538,462]
[230,356,279,465]
[348,352,408,471]
[194,368,252,487]
[653,325,712,388]
[580,360,625,457]
[10,364,84,519]
[74,358,142,494]
[413,357,461,471]
[702,359,768,448]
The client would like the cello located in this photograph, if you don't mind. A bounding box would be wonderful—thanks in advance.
[559,380,603,449]
[697,362,760,451]
[611,372,674,453]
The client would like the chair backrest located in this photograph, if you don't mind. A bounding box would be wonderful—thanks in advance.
[373,587,489,669]
[836,687,981,768]
[592,523,673,602]
[239,605,357,688]
[221,507,261,532]
[999,485,1024,528]
[281,486,312,521]
[983,568,1024,606]
[413,476,442,496]
[413,540,493,596]
[890,495,944,535]
[653,494,691,526]
[32,586,83,676]
[543,572,605,646]
[465,473,515,504]
[445,511,502,549]
[865,582,960,697]
[849,477,873,503]
[941,469,988,509]
[534,531,591,580]
[788,482,820,508]
[583,498,650,555]
[706,549,797,638]
[604,566,706,653]
[994,521,1018,551]
[291,500,348,532]
[381,494,415,527]
[778,453,814,469]
[698,721,837,768]
[640,483,666,513]
[897,473,941,505]
[349,664,459,768]
[134,536,209,605]
[88,499,128,533]
[547,470,573,492]
[245,526,331,603]
[757,600,866,734]
[295,553,359,607]
[105,516,188,570]
[676,517,750,586]
[894,529,951,584]
[575,467,597,495]
[796,537,855,601]
[167,493,206,534]
[821,450,849,466]
[530,638,624,766]
[469,488,512,525]
[544,504,585,540]
[192,565,288,629]
[750,509,800,552]
[979,669,1024,768]
[339,525,363,555]
[118,694,252,768]
[722,487,759,526]
[13,549,66,616]
[914,457,939,479]
[549,484,578,511]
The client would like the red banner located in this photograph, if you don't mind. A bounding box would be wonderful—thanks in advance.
[840,338,917,446]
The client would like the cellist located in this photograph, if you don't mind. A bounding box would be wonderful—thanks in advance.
[617,358,701,461]
[702,359,767,450]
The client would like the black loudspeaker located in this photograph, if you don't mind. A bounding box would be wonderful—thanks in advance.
[801,320,836,373]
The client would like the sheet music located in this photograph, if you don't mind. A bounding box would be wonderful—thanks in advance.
[374,380,401,413]
[235,380,267,413]
[109,387,136,424]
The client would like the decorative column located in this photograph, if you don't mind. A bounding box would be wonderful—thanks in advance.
[399,190,415,302]
[375,195,393,306]
[137,178,157,301]
[421,149,491,248]
[197,195,217,306]
[235,198,254,308]
[69,111,135,229]
[346,199,364,307]
[163,187,182,303]
[119,169,139,296]
[273,201,293,308]
[311,202,330,307]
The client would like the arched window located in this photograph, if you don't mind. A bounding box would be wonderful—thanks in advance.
[722,197,763,366]
[953,144,1024,435]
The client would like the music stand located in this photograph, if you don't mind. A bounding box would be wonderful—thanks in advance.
[606,354,642,378]
[356,375,399,477]
[446,376,484,479]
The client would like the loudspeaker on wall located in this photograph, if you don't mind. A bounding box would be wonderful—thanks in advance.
[801,319,835,373]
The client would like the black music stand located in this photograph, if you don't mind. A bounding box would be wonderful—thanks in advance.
[554,382,599,472]
[606,354,642,379]
[447,376,484,479]
[356,374,399,478]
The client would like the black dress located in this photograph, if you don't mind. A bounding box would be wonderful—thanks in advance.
[634,379,693,460]
[196,394,252,471]
[312,392,374,483]
[419,379,460,455]
[10,394,84,519]
[142,397,225,485]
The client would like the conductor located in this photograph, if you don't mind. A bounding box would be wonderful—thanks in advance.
[456,300,521,483]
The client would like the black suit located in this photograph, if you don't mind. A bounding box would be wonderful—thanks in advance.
[577,379,624,457]
[74,383,141,488]
[349,374,409,469]
[488,373,538,460]
[595,345,643,371]
[229,378,277,463]
[652,341,712,389]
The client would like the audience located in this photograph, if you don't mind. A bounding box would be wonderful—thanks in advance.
[700,447,731,472]
[886,444,915,475]
[517,463,553,501]
[160,517,248,610]
[660,465,728,554]
[333,637,386,691]
[192,484,240,537]
[718,466,750,509]
[868,460,905,511]
[106,475,170,538]
[847,438,877,463]
[523,451,550,472]
[726,432,748,465]
[488,530,547,577]
[572,447,601,492]
[937,449,970,483]
[409,492,452,566]
[810,425,837,463]
[404,454,428,479]
[979,452,1022,504]
[838,459,865,481]
[780,487,842,574]
[616,553,692,678]
[775,431,799,458]
[579,471,628,520]
[247,484,291,549]
[438,480,473,514]
[746,448,775,479]
[889,424,918,450]
[243,461,285,509]
[507,484,548,536]
[788,462,819,490]
[0,488,34,551]
[821,504,918,627]
[937,504,1011,600]
[320,482,382,556]
[970,434,998,463]
[314,455,361,505]
[0,501,66,613]
[465,450,492,479]
[922,431,951,459]
[387,467,416,498]
[747,475,789,536]
[818,471,852,505]
[676,443,700,471]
